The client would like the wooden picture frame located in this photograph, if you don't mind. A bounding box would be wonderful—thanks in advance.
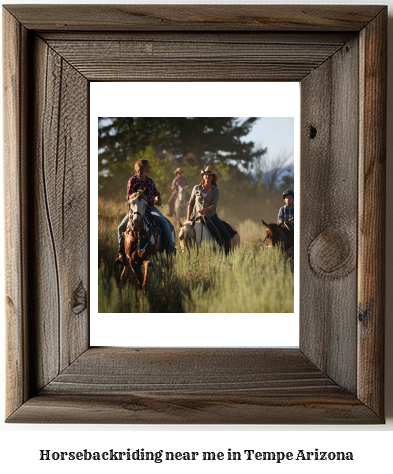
[3,5,386,424]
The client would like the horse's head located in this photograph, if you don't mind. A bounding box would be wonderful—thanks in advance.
[177,219,195,252]
[261,220,281,247]
[128,186,148,231]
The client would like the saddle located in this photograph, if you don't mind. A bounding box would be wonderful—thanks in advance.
[145,209,174,252]
[197,217,237,246]
[279,221,294,238]
[222,220,238,239]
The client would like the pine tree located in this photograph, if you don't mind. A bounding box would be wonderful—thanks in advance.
[98,117,265,170]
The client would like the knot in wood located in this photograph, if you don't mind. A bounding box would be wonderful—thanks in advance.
[358,307,370,326]
[308,228,355,279]
[309,125,317,139]
[72,281,87,315]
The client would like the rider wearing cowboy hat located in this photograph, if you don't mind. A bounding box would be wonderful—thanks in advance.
[167,167,189,217]
[187,165,232,255]
[277,189,294,224]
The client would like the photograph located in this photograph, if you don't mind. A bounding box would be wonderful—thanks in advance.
[98,116,295,313]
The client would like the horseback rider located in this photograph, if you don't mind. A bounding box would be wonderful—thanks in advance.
[278,189,294,224]
[115,159,176,264]
[187,165,232,255]
[167,167,189,217]
[277,188,294,244]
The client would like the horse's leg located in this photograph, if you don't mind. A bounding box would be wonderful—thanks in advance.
[131,259,143,289]
[142,259,149,291]
[119,265,127,281]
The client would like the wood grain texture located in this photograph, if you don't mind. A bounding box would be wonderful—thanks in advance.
[3,5,384,32]
[358,9,387,416]
[3,9,30,418]
[7,348,379,424]
[300,36,359,394]
[28,36,89,391]
[40,42,90,370]
[40,31,354,44]
[9,392,379,425]
[46,37,348,82]
[3,5,386,424]
[44,348,341,395]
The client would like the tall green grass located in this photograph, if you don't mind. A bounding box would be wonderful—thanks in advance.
[183,247,293,313]
[98,198,294,313]
[98,264,150,313]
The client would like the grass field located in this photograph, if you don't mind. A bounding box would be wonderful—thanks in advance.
[98,197,294,313]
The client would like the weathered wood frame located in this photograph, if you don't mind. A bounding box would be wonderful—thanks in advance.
[3,5,386,424]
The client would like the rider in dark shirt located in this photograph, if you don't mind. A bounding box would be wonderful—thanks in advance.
[116,159,176,264]
[278,189,294,224]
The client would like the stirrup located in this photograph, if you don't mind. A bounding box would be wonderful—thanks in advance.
[115,253,126,265]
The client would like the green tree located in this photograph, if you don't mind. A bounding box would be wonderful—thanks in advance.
[99,117,265,170]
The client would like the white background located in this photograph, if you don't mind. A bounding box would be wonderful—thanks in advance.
[90,82,300,348]
[1,0,392,473]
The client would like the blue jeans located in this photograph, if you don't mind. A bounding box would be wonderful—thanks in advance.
[118,214,129,245]
[118,206,175,247]
[146,206,175,248]
[208,214,231,244]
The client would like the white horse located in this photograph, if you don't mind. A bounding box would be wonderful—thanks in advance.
[177,218,240,254]
[174,185,188,221]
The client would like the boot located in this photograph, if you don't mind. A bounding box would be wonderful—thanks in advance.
[115,237,126,264]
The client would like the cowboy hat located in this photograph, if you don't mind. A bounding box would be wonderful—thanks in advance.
[200,165,218,180]
[174,167,183,175]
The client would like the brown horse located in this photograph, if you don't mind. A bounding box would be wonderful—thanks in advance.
[121,187,161,290]
[261,220,294,259]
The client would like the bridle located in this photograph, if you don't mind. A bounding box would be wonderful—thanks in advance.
[127,193,147,230]
[127,198,153,252]
[189,216,221,247]
[128,208,143,221]
[263,223,293,247]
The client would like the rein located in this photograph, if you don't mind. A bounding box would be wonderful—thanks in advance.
[194,215,221,247]
[264,223,293,247]
[137,217,152,252]
[203,216,223,247]
[128,205,152,253]
[282,222,294,237]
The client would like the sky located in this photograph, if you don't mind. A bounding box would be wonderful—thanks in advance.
[94,82,299,169]
[244,117,294,161]
[99,116,295,164]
